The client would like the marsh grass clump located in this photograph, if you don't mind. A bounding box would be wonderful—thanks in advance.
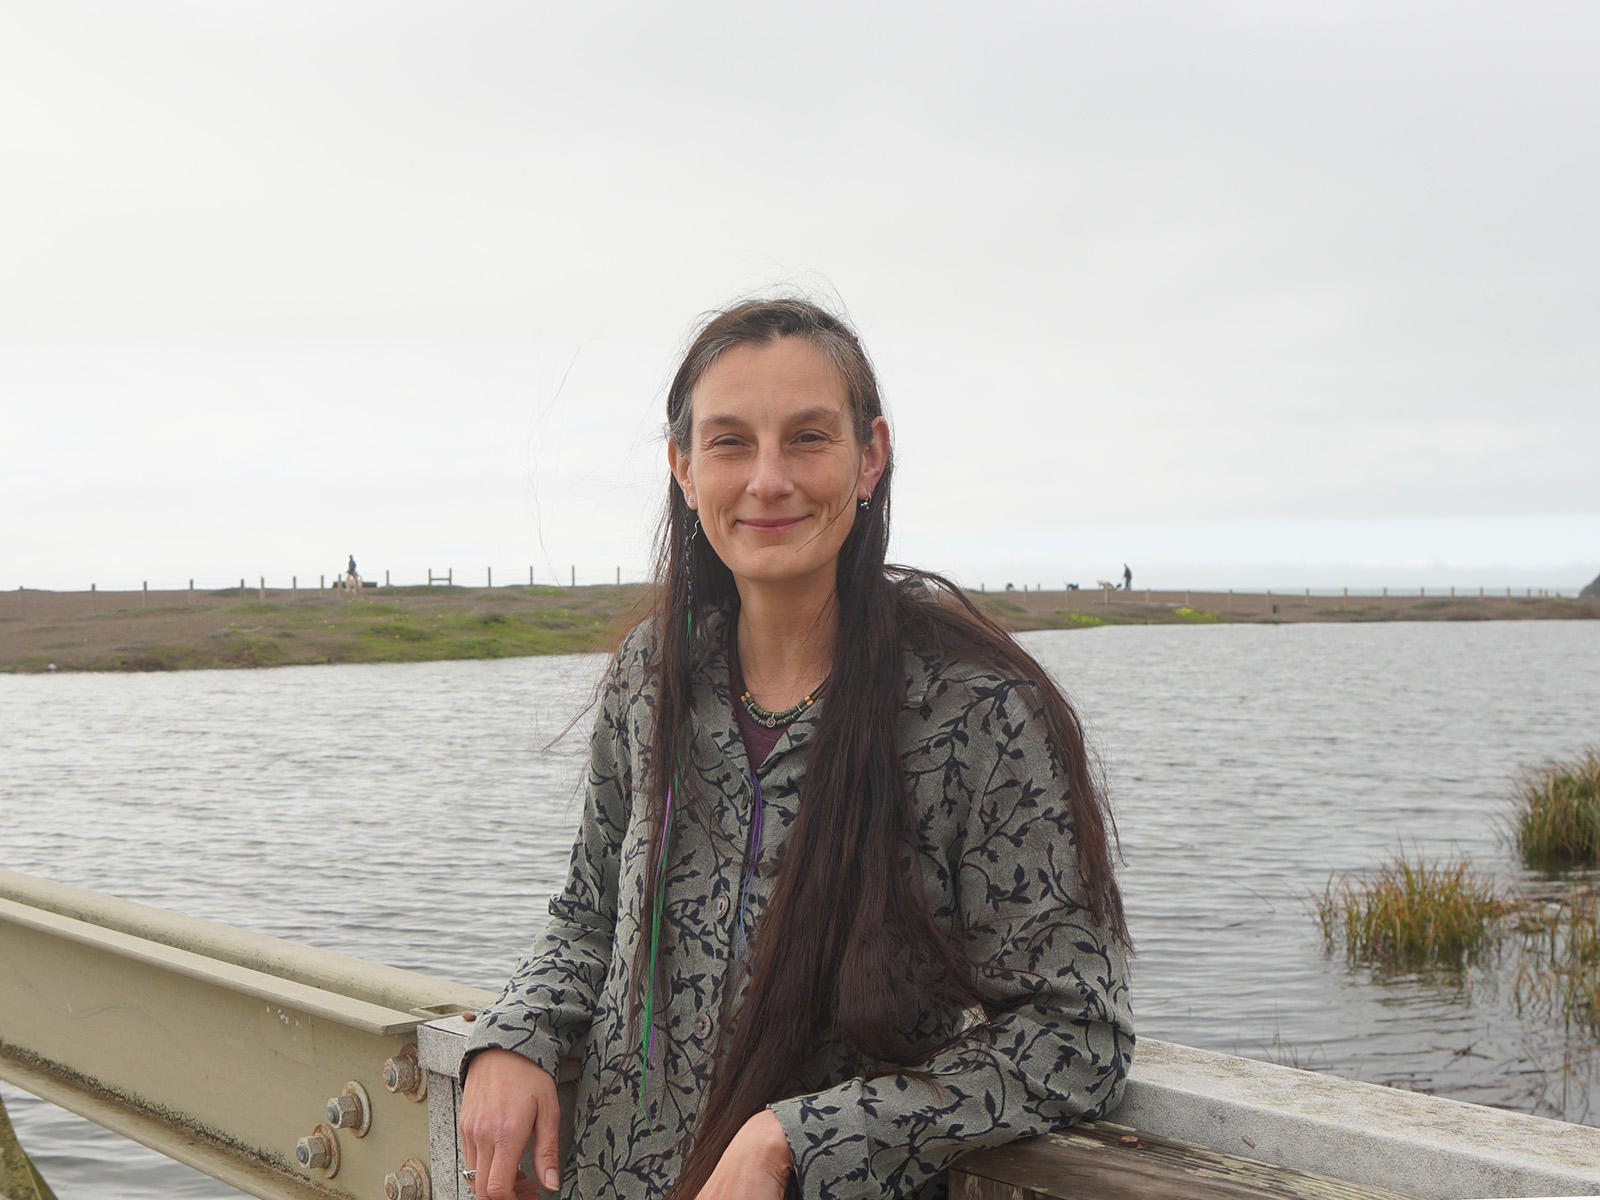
[1511,748,1600,869]
[1316,852,1509,968]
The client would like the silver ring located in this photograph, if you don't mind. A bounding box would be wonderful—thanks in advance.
[460,1168,476,1181]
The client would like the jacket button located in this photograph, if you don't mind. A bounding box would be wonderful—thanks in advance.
[694,1012,713,1040]
[713,895,730,919]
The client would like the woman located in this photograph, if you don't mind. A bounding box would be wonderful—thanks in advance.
[459,298,1133,1200]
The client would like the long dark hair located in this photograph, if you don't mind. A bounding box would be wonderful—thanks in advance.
[637,298,1127,1200]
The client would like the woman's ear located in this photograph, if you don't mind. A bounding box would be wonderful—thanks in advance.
[858,416,890,498]
[667,441,696,509]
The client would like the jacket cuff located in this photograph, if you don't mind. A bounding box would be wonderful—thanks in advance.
[768,1080,874,1200]
[458,1014,566,1088]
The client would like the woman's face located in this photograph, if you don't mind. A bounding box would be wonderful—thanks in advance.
[669,337,888,600]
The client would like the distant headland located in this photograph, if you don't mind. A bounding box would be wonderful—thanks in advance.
[2,582,1596,673]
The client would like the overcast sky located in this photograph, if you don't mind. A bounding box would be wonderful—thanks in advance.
[5,1,1597,593]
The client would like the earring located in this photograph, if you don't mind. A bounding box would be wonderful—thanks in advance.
[858,496,870,510]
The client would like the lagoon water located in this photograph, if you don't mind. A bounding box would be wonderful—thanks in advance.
[3,619,1599,1197]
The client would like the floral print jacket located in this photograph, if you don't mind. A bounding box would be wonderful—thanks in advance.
[464,609,1134,1200]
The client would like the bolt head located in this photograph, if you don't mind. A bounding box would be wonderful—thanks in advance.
[385,1165,424,1200]
[295,1134,332,1169]
[327,1092,363,1127]
[383,1055,422,1094]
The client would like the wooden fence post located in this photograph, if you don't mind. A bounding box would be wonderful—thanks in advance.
[142,581,148,609]
[258,577,265,600]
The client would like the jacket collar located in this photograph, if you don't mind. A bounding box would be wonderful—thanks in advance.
[681,599,940,756]
[685,602,824,776]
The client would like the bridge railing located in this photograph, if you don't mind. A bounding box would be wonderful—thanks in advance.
[5,868,1600,1200]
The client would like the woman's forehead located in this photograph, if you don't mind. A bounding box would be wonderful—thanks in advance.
[689,338,849,425]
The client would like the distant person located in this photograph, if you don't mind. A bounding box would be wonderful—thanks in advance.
[348,554,358,578]
[1123,563,1132,590]
[457,297,1132,1200]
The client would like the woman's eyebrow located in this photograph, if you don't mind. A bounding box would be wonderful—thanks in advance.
[697,407,845,432]
[786,406,845,428]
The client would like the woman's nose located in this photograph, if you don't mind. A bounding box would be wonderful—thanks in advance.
[746,445,794,499]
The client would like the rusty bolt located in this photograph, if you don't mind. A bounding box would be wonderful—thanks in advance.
[385,1158,431,1200]
[296,1133,332,1168]
[295,1124,340,1176]
[327,1093,360,1126]
[325,1081,371,1136]
[383,1049,423,1097]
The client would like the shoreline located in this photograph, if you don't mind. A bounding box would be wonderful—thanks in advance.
[2,583,1595,673]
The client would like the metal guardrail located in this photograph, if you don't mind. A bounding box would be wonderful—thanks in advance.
[0,868,492,1200]
[5,868,1600,1200]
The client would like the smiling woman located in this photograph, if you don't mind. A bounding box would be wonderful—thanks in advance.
[669,337,888,650]
[455,297,1132,1200]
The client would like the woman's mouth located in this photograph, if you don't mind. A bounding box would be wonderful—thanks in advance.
[738,516,807,531]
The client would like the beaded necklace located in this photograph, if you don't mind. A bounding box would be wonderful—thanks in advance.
[739,687,818,728]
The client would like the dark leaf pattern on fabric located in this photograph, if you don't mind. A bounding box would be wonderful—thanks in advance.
[463,610,1134,1200]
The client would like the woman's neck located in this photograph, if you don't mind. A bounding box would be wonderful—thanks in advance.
[733,582,838,709]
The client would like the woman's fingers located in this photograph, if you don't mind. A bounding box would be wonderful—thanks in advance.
[459,1050,561,1198]
[529,1076,562,1193]
[484,1132,530,1200]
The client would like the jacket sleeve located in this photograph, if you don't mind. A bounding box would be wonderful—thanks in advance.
[767,677,1134,1200]
[459,655,635,1084]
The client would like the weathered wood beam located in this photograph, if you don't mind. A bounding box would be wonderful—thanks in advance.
[950,1122,1414,1200]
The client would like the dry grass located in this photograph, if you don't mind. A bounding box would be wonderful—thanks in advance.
[1315,852,1509,968]
[1511,748,1600,869]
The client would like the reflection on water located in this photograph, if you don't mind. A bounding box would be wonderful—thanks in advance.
[2,620,1598,1197]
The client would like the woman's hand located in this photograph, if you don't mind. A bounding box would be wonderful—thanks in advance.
[693,1109,794,1200]
[458,1049,562,1199]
